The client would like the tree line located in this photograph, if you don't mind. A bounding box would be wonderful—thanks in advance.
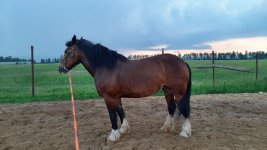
[40,58,61,64]
[0,56,31,62]
[1,51,267,63]
[0,56,59,64]
[128,51,267,60]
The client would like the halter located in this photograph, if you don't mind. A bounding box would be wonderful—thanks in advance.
[59,46,75,73]
[58,66,70,73]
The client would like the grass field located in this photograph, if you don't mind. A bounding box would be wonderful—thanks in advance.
[0,60,266,103]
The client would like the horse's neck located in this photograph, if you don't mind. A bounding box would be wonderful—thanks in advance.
[80,56,126,78]
[93,61,123,79]
[80,58,95,77]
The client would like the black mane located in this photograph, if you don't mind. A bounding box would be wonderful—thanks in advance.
[66,39,128,70]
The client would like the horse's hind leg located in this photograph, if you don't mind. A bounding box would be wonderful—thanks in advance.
[160,86,179,132]
[173,87,191,137]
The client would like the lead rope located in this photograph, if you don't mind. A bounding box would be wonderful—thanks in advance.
[68,73,80,150]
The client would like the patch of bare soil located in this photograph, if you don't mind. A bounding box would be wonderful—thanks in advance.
[0,93,266,150]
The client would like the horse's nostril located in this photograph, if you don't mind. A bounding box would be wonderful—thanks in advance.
[58,66,69,74]
[58,66,63,73]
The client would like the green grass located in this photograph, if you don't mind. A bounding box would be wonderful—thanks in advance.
[187,59,267,94]
[0,64,98,103]
[0,60,266,103]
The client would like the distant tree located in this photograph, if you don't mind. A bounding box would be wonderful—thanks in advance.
[127,55,132,60]
[230,51,236,59]
[41,59,45,63]
[258,51,266,59]
[177,53,182,58]
[126,51,267,60]
[46,58,51,63]
[238,52,245,59]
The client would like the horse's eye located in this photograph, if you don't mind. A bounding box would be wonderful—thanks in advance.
[64,50,68,54]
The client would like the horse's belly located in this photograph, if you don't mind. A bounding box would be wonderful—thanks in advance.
[122,83,163,98]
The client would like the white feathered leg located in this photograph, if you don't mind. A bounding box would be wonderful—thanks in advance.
[160,114,175,132]
[161,108,179,132]
[179,118,191,137]
[119,119,130,134]
[107,129,120,142]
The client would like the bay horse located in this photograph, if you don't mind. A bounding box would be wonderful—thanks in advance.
[59,35,192,142]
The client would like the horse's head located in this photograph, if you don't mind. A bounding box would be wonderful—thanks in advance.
[58,35,81,73]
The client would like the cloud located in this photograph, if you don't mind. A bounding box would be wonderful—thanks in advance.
[149,44,169,50]
[206,36,267,52]
[0,0,266,59]
[102,0,267,50]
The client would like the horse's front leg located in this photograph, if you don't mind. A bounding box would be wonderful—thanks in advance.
[104,97,129,142]
[107,107,120,142]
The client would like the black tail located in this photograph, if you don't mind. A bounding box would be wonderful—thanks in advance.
[179,63,192,118]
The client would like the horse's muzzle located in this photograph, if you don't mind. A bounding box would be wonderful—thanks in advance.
[58,66,70,74]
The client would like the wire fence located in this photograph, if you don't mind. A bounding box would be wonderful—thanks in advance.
[0,50,266,103]
[187,52,267,94]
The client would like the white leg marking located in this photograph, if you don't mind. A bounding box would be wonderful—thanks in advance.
[160,114,175,132]
[119,119,130,134]
[179,118,191,137]
[174,107,180,120]
[161,108,180,132]
[107,129,120,142]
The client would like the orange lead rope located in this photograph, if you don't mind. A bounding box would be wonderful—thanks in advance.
[68,73,80,150]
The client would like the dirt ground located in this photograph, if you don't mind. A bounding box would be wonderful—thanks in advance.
[0,93,266,150]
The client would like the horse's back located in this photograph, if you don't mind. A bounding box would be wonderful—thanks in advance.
[149,54,189,77]
[123,54,189,80]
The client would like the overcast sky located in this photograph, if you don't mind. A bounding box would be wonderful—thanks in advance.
[1,0,267,60]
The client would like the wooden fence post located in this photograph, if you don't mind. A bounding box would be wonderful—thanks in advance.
[256,52,259,80]
[162,48,164,55]
[31,46,35,96]
[212,51,215,88]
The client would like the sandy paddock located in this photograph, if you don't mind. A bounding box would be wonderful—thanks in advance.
[0,93,266,150]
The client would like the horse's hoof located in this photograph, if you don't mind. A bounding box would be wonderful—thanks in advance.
[119,119,130,134]
[160,125,170,133]
[179,118,191,137]
[105,138,116,145]
[179,129,191,137]
[107,129,120,142]
[119,127,130,134]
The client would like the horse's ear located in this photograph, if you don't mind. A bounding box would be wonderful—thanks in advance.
[71,35,77,45]
[81,37,83,40]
